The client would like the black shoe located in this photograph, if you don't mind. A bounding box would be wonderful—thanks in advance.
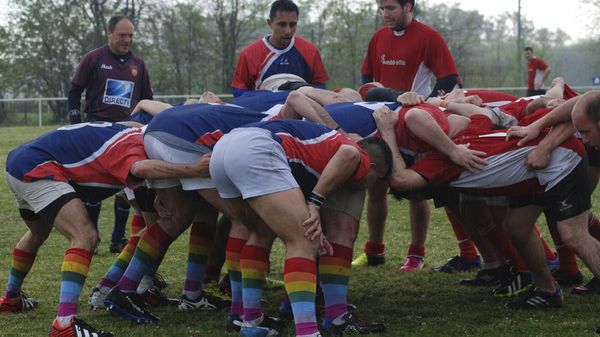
[322,312,385,336]
[431,255,481,273]
[50,317,113,337]
[238,314,285,336]
[552,270,584,286]
[493,271,533,297]
[104,287,159,324]
[572,277,600,294]
[460,265,512,287]
[505,285,563,309]
[177,292,231,311]
[152,272,169,290]
[142,286,179,307]
[225,313,242,333]
[109,237,128,254]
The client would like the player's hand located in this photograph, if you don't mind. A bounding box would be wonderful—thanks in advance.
[449,143,487,172]
[525,146,551,170]
[506,124,542,146]
[372,106,398,133]
[318,234,334,256]
[303,202,323,241]
[397,92,424,106]
[462,95,483,106]
[425,97,443,106]
[346,133,363,142]
[153,196,173,218]
[192,153,212,177]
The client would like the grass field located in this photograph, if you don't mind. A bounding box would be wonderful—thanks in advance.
[1,125,600,337]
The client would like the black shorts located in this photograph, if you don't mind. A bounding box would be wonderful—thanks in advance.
[133,186,157,213]
[509,156,592,222]
[586,144,600,167]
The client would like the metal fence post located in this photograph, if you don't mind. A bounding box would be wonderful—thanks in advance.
[38,99,42,127]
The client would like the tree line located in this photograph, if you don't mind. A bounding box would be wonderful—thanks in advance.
[0,0,599,123]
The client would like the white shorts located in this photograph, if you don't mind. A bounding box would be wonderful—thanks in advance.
[5,173,75,213]
[210,127,299,199]
[144,132,215,191]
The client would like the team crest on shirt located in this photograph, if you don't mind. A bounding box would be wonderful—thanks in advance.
[131,66,138,77]
[103,78,134,108]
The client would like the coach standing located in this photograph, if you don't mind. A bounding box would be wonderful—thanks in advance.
[231,0,328,97]
[67,14,153,254]
[524,46,551,97]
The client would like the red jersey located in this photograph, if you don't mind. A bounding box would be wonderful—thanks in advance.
[395,103,451,154]
[527,57,549,90]
[361,21,458,97]
[231,36,328,91]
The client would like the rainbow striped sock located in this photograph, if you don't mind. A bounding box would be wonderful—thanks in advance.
[240,245,270,322]
[183,221,213,299]
[98,236,140,293]
[225,236,247,316]
[57,248,92,319]
[117,223,173,293]
[130,213,146,236]
[320,243,352,322]
[284,257,318,336]
[4,248,36,298]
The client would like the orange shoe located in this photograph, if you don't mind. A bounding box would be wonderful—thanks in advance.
[49,317,113,337]
[0,292,37,313]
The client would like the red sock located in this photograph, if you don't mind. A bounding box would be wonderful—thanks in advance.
[533,225,557,260]
[547,219,579,274]
[588,213,600,240]
[445,208,478,260]
[407,244,425,260]
[130,213,146,236]
[364,241,385,255]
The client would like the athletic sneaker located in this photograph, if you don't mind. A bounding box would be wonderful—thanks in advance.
[239,314,285,337]
[460,265,512,287]
[351,252,385,267]
[109,237,128,254]
[547,255,560,272]
[49,317,113,337]
[572,277,600,295]
[104,287,159,324]
[177,292,230,311]
[225,313,242,333]
[202,282,232,302]
[88,287,107,310]
[552,270,584,286]
[142,286,178,307]
[505,285,563,309]
[0,292,38,313]
[322,312,385,336]
[399,256,424,272]
[431,255,481,273]
[492,271,533,297]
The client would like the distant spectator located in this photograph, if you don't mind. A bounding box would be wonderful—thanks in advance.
[524,46,551,97]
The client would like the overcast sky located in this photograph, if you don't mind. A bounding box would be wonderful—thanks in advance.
[0,0,595,42]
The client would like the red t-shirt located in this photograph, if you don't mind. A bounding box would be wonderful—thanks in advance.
[527,58,549,90]
[361,21,458,97]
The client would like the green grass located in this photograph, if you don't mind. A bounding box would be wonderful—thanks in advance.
[0,125,599,336]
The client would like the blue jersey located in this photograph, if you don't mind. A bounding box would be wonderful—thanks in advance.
[145,103,273,148]
[6,122,146,191]
[126,111,154,125]
[230,90,290,112]
[243,119,372,196]
[326,101,401,138]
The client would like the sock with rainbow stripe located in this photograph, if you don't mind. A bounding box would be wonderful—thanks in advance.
[240,244,270,323]
[183,221,214,300]
[98,236,140,294]
[117,223,174,293]
[225,236,247,317]
[320,243,352,324]
[284,257,319,336]
[56,248,92,325]
[4,248,36,298]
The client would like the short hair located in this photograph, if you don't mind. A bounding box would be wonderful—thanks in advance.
[108,15,132,32]
[270,0,299,20]
[584,93,600,124]
[524,46,533,52]
[380,0,415,8]
[357,137,393,179]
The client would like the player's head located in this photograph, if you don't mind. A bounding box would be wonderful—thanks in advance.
[378,0,414,31]
[268,0,299,48]
[524,47,534,61]
[572,91,600,148]
[107,15,134,56]
[357,137,393,185]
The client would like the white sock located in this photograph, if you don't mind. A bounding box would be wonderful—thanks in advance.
[56,315,75,328]
[137,274,153,293]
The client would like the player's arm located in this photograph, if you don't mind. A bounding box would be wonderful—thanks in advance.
[372,107,428,191]
[429,75,459,98]
[523,121,576,170]
[130,153,211,179]
[132,99,173,116]
[67,83,84,124]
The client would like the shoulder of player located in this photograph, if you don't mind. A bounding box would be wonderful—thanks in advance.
[240,38,266,54]
[409,20,444,38]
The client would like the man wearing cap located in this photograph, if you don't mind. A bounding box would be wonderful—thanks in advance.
[231,0,328,97]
